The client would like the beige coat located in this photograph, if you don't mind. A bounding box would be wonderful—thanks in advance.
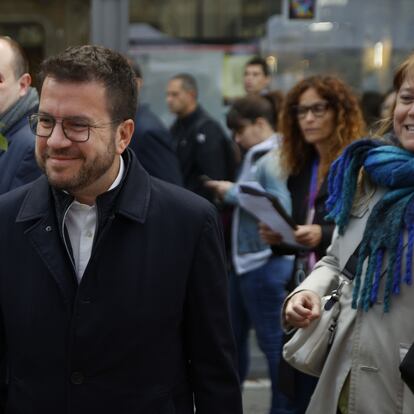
[286,186,414,414]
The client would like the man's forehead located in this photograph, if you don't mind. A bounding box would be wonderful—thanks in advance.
[168,79,184,90]
[0,40,15,72]
[41,76,106,92]
[39,76,109,116]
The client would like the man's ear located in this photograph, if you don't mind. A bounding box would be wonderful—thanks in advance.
[116,119,134,154]
[18,73,31,97]
[189,89,197,101]
[136,78,143,91]
[255,117,267,128]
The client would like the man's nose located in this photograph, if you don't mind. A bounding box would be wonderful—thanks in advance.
[46,123,72,147]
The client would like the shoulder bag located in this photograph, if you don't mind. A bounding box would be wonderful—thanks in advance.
[282,246,359,377]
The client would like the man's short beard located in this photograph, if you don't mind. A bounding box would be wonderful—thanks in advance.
[36,136,117,194]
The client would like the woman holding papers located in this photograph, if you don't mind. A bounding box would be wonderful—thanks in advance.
[205,94,294,414]
[260,75,365,413]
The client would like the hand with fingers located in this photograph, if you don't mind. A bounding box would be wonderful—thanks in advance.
[284,290,321,329]
[204,180,233,200]
[294,224,322,248]
[258,222,283,245]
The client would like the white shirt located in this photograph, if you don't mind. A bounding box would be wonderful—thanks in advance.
[64,156,125,283]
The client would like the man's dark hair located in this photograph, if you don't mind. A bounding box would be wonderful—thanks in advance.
[0,36,29,78]
[245,56,270,77]
[39,45,137,122]
[171,73,198,97]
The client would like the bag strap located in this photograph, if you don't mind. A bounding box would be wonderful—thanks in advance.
[324,244,360,311]
[341,244,360,281]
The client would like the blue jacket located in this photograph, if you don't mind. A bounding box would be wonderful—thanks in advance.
[225,135,291,274]
[0,109,41,195]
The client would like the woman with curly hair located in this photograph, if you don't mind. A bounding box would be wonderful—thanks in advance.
[260,75,365,413]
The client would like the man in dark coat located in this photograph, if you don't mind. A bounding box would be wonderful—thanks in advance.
[0,45,242,414]
[0,36,41,194]
[129,62,183,185]
[166,73,235,202]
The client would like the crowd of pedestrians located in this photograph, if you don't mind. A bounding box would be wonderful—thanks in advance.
[1,34,414,414]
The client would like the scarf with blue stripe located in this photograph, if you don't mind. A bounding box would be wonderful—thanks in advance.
[326,137,414,312]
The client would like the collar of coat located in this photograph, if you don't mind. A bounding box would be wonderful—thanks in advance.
[15,147,151,225]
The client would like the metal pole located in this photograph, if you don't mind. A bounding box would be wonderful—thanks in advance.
[90,0,129,52]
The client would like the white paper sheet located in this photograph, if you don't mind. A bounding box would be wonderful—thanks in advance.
[238,182,307,249]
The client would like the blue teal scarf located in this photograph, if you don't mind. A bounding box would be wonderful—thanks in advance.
[326,138,414,312]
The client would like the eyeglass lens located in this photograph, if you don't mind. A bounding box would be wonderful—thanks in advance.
[30,114,90,142]
[296,102,329,118]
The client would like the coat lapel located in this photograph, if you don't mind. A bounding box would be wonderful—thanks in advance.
[16,176,77,306]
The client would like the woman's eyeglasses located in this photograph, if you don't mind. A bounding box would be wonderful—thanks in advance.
[292,102,331,119]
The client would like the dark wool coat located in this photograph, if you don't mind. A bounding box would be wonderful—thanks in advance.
[170,105,234,202]
[130,104,183,186]
[0,150,242,414]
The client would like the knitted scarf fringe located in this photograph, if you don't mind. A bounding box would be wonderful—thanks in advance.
[326,138,414,312]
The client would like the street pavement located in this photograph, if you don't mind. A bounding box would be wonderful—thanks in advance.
[242,331,271,414]
[243,378,271,414]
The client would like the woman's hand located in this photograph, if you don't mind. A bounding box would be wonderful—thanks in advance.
[204,180,233,199]
[284,290,321,328]
[294,224,322,248]
[258,222,283,245]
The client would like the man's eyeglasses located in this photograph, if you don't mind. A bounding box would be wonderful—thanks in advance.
[293,102,331,119]
[28,113,121,143]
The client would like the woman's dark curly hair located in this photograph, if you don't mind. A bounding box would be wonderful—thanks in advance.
[280,75,365,180]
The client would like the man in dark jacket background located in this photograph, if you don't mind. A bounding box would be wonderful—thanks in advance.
[129,61,183,185]
[0,36,41,194]
[166,73,235,202]
[0,45,242,414]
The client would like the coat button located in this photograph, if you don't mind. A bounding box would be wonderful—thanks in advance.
[70,371,84,385]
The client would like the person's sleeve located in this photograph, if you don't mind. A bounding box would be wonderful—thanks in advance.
[184,205,242,414]
[223,183,239,205]
[10,144,42,191]
[255,152,292,215]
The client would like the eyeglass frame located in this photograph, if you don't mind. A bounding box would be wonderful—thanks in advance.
[292,101,332,120]
[28,113,123,143]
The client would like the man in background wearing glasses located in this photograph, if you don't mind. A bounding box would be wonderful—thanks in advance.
[0,36,41,194]
[0,45,242,414]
